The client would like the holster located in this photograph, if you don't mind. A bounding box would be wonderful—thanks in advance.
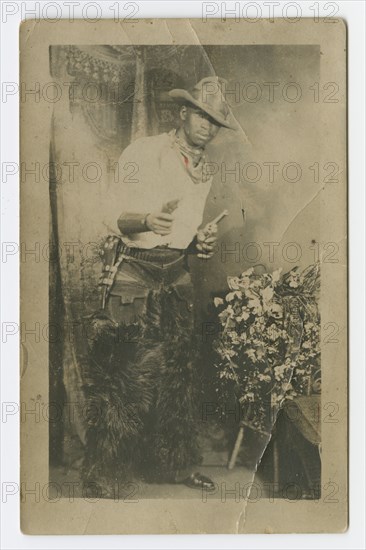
[99,236,125,309]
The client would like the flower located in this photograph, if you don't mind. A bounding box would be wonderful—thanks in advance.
[261,286,274,303]
[247,298,262,314]
[271,269,282,283]
[269,302,283,319]
[226,291,242,302]
[227,276,240,290]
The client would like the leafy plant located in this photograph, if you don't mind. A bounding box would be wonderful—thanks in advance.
[213,264,320,433]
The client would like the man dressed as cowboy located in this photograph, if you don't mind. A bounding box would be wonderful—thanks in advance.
[83,77,236,494]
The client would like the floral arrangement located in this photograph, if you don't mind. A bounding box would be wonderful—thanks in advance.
[213,264,320,433]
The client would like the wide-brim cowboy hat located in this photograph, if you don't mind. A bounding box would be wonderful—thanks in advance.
[168,76,237,130]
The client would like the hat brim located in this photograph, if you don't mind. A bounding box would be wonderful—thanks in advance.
[168,89,237,130]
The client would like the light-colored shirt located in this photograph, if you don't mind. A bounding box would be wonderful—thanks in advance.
[104,132,213,250]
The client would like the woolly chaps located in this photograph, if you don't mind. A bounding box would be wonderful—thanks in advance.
[81,285,203,489]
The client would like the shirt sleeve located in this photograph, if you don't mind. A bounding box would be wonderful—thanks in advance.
[101,136,158,234]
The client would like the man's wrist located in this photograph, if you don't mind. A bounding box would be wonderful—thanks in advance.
[118,212,151,234]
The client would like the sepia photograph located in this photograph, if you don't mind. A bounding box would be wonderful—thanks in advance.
[18,18,348,535]
[48,43,323,502]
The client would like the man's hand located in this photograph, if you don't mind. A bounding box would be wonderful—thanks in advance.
[196,224,218,259]
[145,212,174,235]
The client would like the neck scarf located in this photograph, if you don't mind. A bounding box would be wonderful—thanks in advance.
[169,129,209,185]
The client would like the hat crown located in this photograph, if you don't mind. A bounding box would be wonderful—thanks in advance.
[168,76,236,129]
[189,76,229,120]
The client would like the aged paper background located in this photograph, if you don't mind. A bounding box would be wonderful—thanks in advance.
[20,18,347,534]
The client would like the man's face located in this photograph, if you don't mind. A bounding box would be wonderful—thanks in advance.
[180,105,221,147]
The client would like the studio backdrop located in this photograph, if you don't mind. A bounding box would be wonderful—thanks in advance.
[49,44,321,461]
